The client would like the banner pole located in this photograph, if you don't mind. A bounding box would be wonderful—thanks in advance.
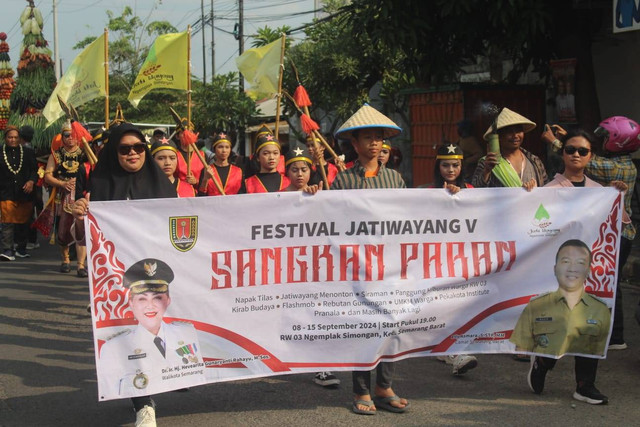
[186,26,192,178]
[274,33,286,138]
[104,28,110,129]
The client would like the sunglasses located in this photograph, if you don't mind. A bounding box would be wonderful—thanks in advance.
[563,146,590,156]
[62,132,71,138]
[118,143,146,156]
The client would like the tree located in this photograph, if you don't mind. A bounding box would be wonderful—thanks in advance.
[281,0,412,136]
[191,72,256,138]
[251,25,292,48]
[345,0,608,129]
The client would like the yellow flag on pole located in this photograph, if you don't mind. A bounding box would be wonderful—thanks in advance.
[128,31,189,107]
[43,33,106,125]
[235,39,282,97]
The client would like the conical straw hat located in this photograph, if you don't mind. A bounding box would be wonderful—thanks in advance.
[335,104,402,140]
[483,107,536,140]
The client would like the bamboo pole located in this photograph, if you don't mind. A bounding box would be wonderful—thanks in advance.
[186,26,192,180]
[274,33,286,138]
[104,28,110,129]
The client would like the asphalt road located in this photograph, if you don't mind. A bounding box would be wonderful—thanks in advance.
[1,237,639,426]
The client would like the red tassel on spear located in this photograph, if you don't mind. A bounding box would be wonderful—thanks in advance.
[293,84,312,108]
[300,113,319,134]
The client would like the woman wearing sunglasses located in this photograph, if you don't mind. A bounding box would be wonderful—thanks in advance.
[43,122,90,275]
[72,122,175,427]
[535,128,627,406]
[545,129,627,192]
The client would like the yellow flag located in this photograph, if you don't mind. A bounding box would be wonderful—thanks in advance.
[43,33,106,125]
[235,39,282,97]
[128,31,189,107]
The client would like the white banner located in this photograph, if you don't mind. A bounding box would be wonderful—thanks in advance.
[88,188,622,401]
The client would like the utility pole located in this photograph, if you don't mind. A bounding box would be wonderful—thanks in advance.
[53,0,60,79]
[238,0,245,155]
[201,0,206,84]
[211,0,216,79]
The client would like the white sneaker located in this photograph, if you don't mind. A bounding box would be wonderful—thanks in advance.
[437,354,478,375]
[135,405,156,427]
[26,242,40,250]
[314,371,340,387]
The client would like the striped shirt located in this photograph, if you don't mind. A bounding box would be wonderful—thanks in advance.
[330,160,406,190]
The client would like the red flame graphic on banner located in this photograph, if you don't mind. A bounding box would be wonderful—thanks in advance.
[585,194,621,298]
[87,213,132,321]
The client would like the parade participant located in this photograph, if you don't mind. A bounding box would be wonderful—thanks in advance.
[245,133,290,193]
[72,122,176,427]
[98,258,205,400]
[199,132,245,196]
[431,143,474,194]
[170,112,206,192]
[378,139,392,166]
[456,120,484,180]
[43,121,90,275]
[331,104,408,415]
[0,126,37,260]
[542,117,638,350]
[306,134,338,187]
[284,141,322,194]
[149,128,166,146]
[18,125,42,250]
[151,138,195,198]
[471,108,547,190]
[428,143,478,374]
[511,239,611,405]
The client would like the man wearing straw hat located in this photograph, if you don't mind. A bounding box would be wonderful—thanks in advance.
[332,104,408,415]
[471,107,548,189]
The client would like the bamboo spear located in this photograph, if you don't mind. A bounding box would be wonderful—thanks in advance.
[282,91,343,168]
[274,33,287,138]
[104,28,110,129]
[186,25,193,180]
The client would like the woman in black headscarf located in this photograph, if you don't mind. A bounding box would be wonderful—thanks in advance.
[72,122,175,427]
[87,122,176,201]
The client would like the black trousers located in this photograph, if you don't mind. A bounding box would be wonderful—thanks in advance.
[539,356,598,387]
[611,237,632,343]
[1,222,28,252]
[352,362,394,395]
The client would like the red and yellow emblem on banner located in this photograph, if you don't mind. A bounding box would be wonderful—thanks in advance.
[169,216,198,252]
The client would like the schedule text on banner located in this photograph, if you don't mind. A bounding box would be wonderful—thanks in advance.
[87,187,621,401]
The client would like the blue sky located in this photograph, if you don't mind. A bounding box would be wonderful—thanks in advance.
[2,0,317,79]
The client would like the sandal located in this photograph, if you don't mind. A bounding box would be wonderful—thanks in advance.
[77,268,88,278]
[352,399,376,415]
[60,262,71,273]
[373,395,410,413]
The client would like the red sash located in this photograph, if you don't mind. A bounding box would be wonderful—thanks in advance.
[205,165,243,196]
[176,148,205,184]
[177,180,196,198]
[245,174,290,193]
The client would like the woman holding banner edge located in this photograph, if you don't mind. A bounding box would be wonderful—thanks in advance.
[72,122,176,427]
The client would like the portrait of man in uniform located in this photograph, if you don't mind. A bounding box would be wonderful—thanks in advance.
[510,239,611,357]
[98,258,206,399]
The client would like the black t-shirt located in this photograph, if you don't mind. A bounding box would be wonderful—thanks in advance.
[570,178,586,187]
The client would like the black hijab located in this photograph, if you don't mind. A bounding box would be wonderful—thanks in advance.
[89,123,177,201]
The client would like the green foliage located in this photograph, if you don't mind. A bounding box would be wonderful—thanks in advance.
[346,0,554,84]
[191,72,256,137]
[280,0,412,135]
[251,26,291,48]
